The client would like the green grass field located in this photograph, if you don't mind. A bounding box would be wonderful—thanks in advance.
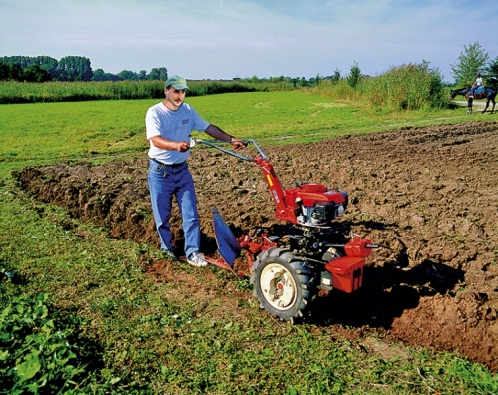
[0,90,472,166]
[1,91,496,394]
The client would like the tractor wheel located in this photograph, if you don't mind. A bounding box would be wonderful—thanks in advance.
[250,247,313,322]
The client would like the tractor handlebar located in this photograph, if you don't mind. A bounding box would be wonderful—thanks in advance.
[190,138,267,162]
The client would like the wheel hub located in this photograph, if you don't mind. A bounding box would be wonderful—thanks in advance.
[260,263,298,310]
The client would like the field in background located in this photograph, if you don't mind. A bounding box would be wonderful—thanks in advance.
[0,90,473,170]
[0,63,449,112]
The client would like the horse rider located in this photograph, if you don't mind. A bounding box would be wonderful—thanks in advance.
[469,73,484,99]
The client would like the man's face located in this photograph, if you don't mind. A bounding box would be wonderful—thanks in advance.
[164,87,186,110]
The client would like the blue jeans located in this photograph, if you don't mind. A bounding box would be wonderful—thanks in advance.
[148,159,200,258]
[469,86,482,97]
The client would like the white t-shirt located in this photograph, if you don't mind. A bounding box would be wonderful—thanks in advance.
[145,102,210,164]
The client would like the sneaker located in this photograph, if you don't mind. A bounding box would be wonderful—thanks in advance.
[187,252,208,267]
[161,248,178,261]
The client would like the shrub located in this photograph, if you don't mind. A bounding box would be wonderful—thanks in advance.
[367,62,446,110]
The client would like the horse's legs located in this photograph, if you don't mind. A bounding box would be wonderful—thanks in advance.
[482,100,489,114]
[467,99,473,115]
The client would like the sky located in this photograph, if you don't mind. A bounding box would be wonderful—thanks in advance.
[1,0,497,82]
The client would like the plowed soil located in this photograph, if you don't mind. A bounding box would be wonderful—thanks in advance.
[14,120,498,371]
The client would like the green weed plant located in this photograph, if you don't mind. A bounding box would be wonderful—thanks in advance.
[1,293,94,394]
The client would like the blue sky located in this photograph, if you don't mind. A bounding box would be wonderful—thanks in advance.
[1,0,497,82]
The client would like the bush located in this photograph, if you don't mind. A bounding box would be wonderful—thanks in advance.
[367,62,447,110]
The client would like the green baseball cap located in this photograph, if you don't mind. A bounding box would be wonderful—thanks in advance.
[165,75,189,90]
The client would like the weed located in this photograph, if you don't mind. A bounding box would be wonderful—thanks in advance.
[0,293,111,393]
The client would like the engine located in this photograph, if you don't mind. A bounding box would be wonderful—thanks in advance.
[285,183,348,227]
[297,200,346,226]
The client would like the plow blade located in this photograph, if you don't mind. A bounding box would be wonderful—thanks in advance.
[211,207,242,267]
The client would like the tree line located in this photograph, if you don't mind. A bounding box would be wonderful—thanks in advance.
[1,42,497,86]
[0,54,344,86]
[0,56,168,82]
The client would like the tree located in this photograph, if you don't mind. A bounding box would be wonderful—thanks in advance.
[0,60,9,80]
[21,65,52,82]
[346,61,362,88]
[117,70,138,80]
[138,70,148,81]
[149,67,168,81]
[421,60,446,109]
[92,69,120,81]
[92,68,106,81]
[33,56,58,79]
[0,60,22,81]
[57,56,93,81]
[1,55,173,83]
[330,68,341,84]
[486,56,498,88]
[1,55,32,68]
[0,60,51,82]
[2,56,59,79]
[450,42,489,86]
[487,55,498,76]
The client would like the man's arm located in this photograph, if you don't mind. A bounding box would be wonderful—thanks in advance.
[204,124,246,149]
[150,136,190,152]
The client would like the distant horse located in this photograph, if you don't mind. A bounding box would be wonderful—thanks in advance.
[449,86,496,115]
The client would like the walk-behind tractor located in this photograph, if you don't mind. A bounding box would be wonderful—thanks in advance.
[192,139,378,322]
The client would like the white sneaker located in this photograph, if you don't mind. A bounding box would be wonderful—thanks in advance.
[187,252,208,267]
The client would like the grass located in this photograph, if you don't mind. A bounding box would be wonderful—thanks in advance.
[1,91,497,394]
[0,90,474,166]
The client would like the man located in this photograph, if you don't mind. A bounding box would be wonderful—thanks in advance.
[145,75,245,267]
[469,73,484,99]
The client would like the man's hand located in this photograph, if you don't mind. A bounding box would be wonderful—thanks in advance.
[176,141,191,152]
[231,138,247,150]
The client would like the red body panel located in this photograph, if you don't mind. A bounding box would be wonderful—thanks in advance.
[325,256,365,293]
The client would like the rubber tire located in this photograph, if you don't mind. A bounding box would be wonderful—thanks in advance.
[250,247,313,322]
